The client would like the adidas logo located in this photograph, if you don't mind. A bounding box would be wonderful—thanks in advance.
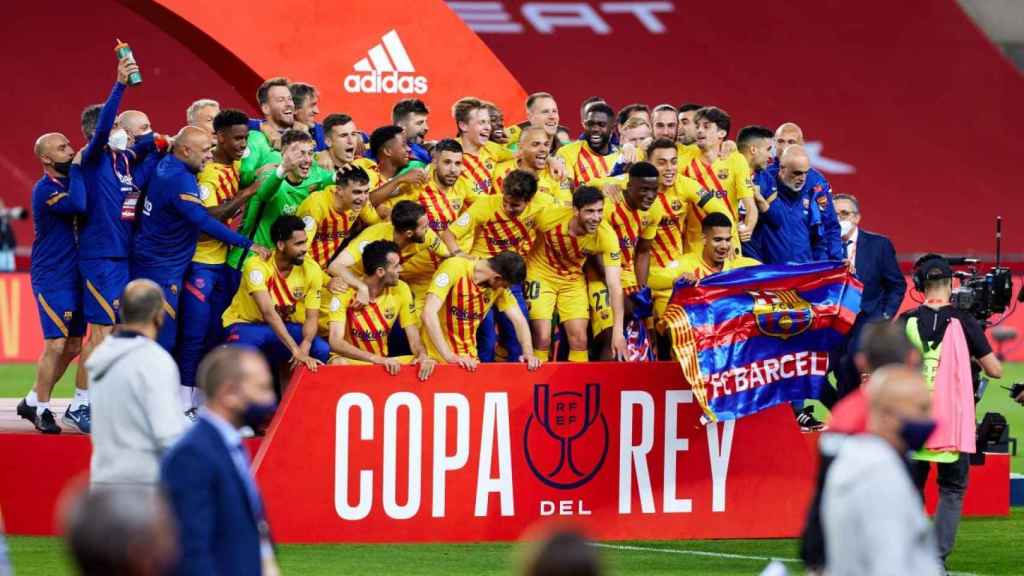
[344,30,428,95]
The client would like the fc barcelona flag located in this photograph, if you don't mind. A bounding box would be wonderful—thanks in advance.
[660,261,862,422]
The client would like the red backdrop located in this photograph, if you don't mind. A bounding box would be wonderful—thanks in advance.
[1,1,1021,264]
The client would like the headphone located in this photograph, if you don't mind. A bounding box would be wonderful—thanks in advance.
[912,253,948,292]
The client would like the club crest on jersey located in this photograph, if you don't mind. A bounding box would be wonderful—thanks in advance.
[63,311,73,321]
[749,289,814,340]
[717,169,729,180]
[293,288,304,299]
[384,307,396,321]
[671,200,683,211]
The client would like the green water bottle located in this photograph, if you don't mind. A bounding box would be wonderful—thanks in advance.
[114,39,143,86]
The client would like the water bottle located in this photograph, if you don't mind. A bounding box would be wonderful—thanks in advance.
[114,39,143,86]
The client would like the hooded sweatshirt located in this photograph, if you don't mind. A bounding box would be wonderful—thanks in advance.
[87,331,186,487]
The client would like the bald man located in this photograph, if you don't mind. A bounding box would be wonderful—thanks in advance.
[751,145,842,265]
[755,122,843,261]
[132,126,269,358]
[115,110,152,147]
[822,366,943,576]
[17,132,87,434]
[88,279,187,488]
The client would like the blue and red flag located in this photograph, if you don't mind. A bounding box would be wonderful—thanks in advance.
[660,261,862,422]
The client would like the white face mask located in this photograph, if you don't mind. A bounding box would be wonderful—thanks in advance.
[840,219,854,238]
[108,128,129,151]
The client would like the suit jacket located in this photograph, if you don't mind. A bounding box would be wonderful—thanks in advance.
[160,417,264,576]
[852,229,906,321]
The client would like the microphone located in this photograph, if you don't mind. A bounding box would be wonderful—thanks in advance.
[944,256,980,266]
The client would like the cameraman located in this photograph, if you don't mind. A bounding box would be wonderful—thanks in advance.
[898,254,1002,568]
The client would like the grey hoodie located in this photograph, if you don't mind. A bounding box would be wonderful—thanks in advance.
[87,333,186,487]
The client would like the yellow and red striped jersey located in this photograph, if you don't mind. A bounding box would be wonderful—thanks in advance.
[676,252,760,280]
[679,151,754,222]
[193,160,242,265]
[528,206,621,281]
[352,157,385,189]
[222,253,323,327]
[387,167,478,232]
[424,257,517,360]
[649,176,729,267]
[296,189,380,269]
[342,222,450,287]
[491,159,573,207]
[447,194,551,258]
[456,140,513,196]
[603,196,663,288]
[556,140,620,188]
[324,281,416,357]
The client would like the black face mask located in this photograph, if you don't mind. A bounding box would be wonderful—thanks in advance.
[54,160,73,176]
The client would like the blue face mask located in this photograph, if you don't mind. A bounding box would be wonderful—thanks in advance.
[899,418,936,451]
[242,400,278,430]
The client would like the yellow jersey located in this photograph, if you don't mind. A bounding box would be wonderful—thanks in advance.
[387,167,477,232]
[679,151,754,222]
[491,159,573,207]
[456,140,513,196]
[676,252,760,279]
[222,254,323,327]
[342,222,449,287]
[352,157,385,189]
[603,196,664,288]
[556,140,620,188]
[447,194,550,258]
[193,160,242,265]
[324,281,416,357]
[424,257,517,360]
[529,206,621,281]
[296,189,380,269]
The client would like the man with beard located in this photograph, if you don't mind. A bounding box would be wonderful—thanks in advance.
[735,125,775,260]
[526,186,626,362]
[240,77,294,187]
[316,113,362,172]
[19,133,86,433]
[178,110,267,412]
[676,103,702,147]
[422,251,540,371]
[440,170,546,362]
[323,240,435,381]
[392,98,432,163]
[492,126,571,206]
[453,97,513,196]
[330,200,450,315]
[484,101,510,147]
[227,130,335,271]
[223,215,328,373]
[384,139,473,232]
[296,166,378,270]
[363,125,429,209]
[557,103,619,188]
[132,127,268,355]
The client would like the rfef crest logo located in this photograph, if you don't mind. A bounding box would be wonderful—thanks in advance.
[523,383,608,489]
[749,289,814,340]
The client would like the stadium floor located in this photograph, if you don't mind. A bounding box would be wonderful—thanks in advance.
[8,509,1024,575]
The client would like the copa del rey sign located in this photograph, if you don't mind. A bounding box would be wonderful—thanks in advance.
[254,364,817,543]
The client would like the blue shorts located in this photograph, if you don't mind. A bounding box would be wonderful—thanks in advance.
[131,266,184,353]
[80,257,129,325]
[32,285,86,340]
[225,322,330,364]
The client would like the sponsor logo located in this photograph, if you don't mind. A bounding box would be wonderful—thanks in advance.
[344,30,428,95]
[523,383,608,489]
[749,289,814,340]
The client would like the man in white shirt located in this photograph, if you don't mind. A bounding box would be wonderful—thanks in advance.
[822,365,943,576]
[88,279,187,488]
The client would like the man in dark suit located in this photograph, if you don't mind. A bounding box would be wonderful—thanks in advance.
[160,346,280,576]
[833,194,907,399]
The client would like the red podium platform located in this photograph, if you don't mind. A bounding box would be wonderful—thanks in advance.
[0,365,1011,539]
